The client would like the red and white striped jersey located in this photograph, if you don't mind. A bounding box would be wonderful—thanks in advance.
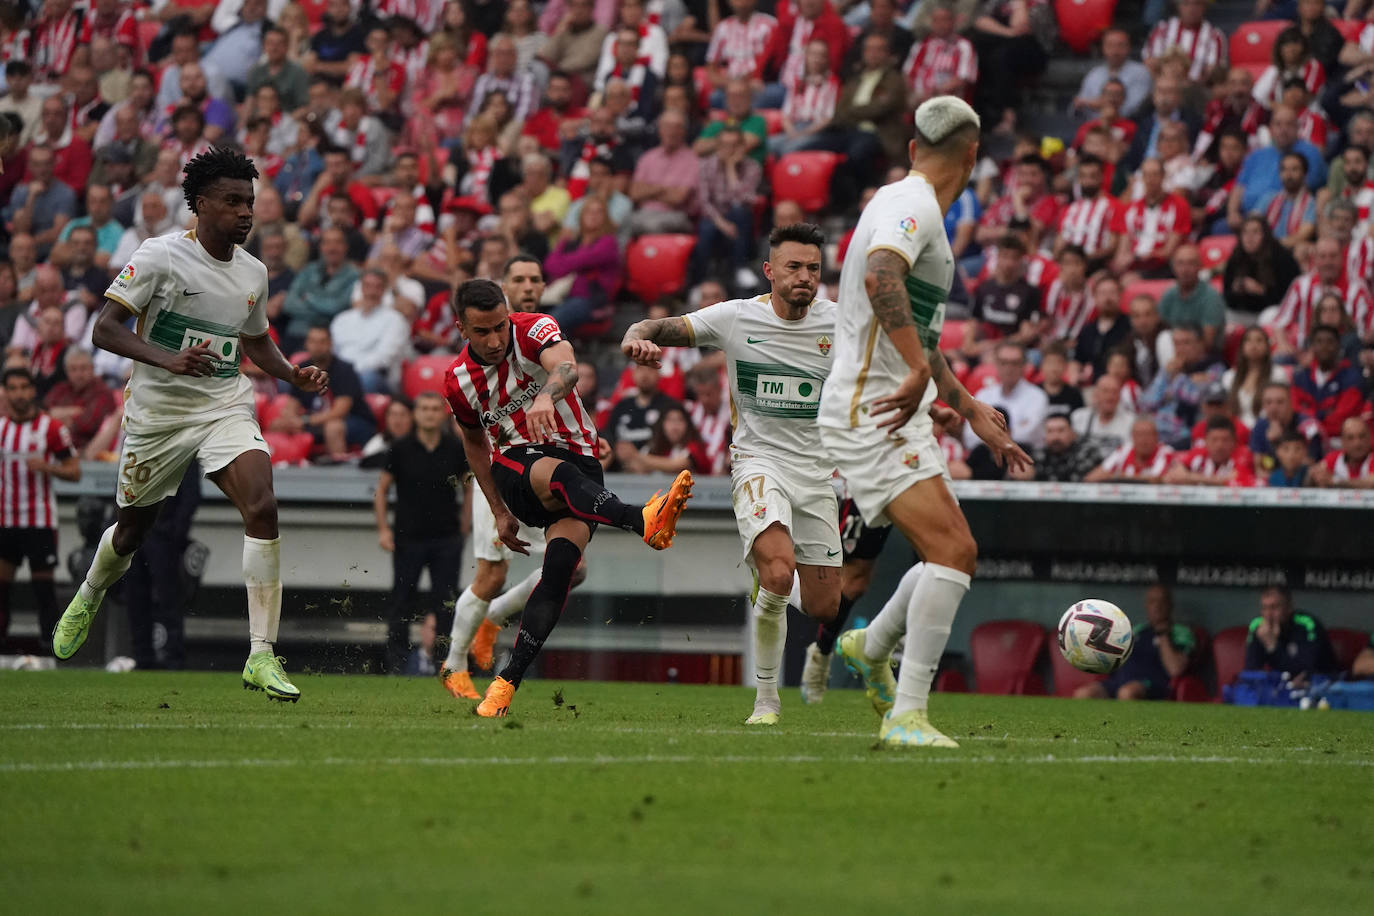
[1347,182,1374,231]
[1252,60,1325,109]
[1057,195,1121,256]
[1275,273,1374,342]
[782,74,840,126]
[706,13,778,80]
[80,7,140,65]
[444,312,598,458]
[391,39,430,88]
[1143,17,1227,83]
[687,398,732,476]
[1099,442,1175,478]
[1345,237,1374,292]
[0,412,74,530]
[903,35,978,101]
[1114,193,1192,267]
[1044,279,1094,341]
[939,433,966,466]
[376,0,442,32]
[1360,22,1374,54]
[30,9,84,80]
[1173,445,1257,486]
[1322,449,1374,481]
[346,56,408,108]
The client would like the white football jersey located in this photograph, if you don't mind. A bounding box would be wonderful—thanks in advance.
[819,173,952,431]
[683,294,838,480]
[105,230,270,433]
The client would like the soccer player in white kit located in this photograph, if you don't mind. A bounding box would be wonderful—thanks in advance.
[622,224,842,725]
[819,98,1031,747]
[50,148,328,701]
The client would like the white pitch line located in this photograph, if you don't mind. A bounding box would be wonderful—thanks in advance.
[3,752,1373,774]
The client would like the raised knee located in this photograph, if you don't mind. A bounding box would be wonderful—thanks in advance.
[756,559,794,599]
[245,493,278,530]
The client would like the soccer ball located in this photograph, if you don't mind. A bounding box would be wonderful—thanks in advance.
[1057,600,1135,675]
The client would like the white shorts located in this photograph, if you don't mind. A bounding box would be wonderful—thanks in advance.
[820,415,951,528]
[731,458,841,568]
[117,411,268,508]
[470,490,546,563]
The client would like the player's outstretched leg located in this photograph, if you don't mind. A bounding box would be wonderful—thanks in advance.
[836,563,923,716]
[53,520,144,659]
[543,461,694,549]
[476,533,585,718]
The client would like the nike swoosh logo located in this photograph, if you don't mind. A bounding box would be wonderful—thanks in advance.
[746,337,769,344]
[826,549,840,557]
[183,289,204,296]
[253,436,265,442]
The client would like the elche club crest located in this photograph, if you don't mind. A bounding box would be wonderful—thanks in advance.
[816,335,832,356]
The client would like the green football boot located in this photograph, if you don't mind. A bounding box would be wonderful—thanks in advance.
[242,652,300,702]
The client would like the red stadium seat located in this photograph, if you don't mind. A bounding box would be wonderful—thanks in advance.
[1327,627,1369,673]
[1334,20,1367,43]
[371,186,398,210]
[1211,626,1250,693]
[262,431,313,466]
[970,620,1047,695]
[772,152,845,212]
[1121,279,1173,307]
[963,362,998,394]
[138,20,160,56]
[760,109,784,136]
[1198,234,1236,271]
[625,234,696,303]
[938,319,968,352]
[364,392,391,428]
[1230,21,1288,69]
[935,669,969,692]
[254,392,269,420]
[1054,0,1117,55]
[259,393,297,428]
[1050,647,1105,697]
[1171,675,1211,702]
[401,355,454,401]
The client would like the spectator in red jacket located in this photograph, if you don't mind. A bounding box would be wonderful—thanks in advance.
[31,95,93,193]
[1164,415,1257,487]
[41,349,116,451]
[772,0,849,96]
[522,71,584,153]
[1291,325,1366,441]
[1310,416,1374,488]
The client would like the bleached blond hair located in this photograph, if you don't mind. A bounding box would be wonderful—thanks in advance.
[913,96,981,148]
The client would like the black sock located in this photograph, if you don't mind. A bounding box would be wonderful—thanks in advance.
[499,538,582,686]
[32,578,58,653]
[0,582,10,642]
[549,461,644,535]
[816,593,856,655]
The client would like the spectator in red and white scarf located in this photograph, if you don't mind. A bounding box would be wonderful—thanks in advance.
[1258,153,1318,254]
[325,88,393,178]
[1193,67,1265,162]
[346,25,409,114]
[1252,27,1325,112]
[594,0,668,88]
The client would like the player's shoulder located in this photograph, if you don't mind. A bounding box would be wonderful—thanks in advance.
[809,297,839,317]
[233,243,269,276]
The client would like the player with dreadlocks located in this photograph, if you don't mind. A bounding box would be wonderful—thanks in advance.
[52,147,328,701]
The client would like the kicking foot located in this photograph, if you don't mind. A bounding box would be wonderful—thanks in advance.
[471,619,500,670]
[439,667,480,699]
[476,676,515,717]
[242,652,300,702]
[836,629,896,716]
[800,643,829,705]
[52,589,106,660]
[879,709,959,748]
[642,470,694,549]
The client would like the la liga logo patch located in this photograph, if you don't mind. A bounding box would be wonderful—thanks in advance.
[115,264,135,288]
[898,217,917,235]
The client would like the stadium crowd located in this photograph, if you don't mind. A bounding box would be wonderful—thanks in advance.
[0,0,1373,488]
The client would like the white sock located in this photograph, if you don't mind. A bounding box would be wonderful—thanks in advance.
[862,562,924,661]
[486,567,541,625]
[244,536,282,656]
[787,572,801,610]
[892,563,970,717]
[752,587,788,710]
[78,525,134,601]
[443,586,490,670]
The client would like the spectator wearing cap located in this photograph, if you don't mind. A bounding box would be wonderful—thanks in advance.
[1164,415,1257,486]
[1074,29,1151,120]
[0,62,42,145]
[1085,416,1176,483]
[692,124,762,293]
[1189,381,1249,448]
[1292,325,1366,442]
[246,25,311,112]
[1072,374,1135,453]
[1227,105,1326,226]
[282,227,362,349]
[967,342,1048,451]
[1310,416,1374,488]
[1072,274,1131,383]
[1157,244,1225,354]
[1243,585,1338,678]
[629,110,699,236]
[1249,381,1323,477]
[540,0,609,86]
[1140,323,1224,450]
[1011,413,1103,483]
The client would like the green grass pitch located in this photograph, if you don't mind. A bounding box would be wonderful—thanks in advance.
[3,671,1372,915]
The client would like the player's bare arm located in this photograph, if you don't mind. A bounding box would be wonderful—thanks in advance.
[621,316,694,367]
[930,349,1032,472]
[457,423,529,555]
[528,340,579,444]
[866,248,933,431]
[92,298,218,377]
[242,332,328,393]
[25,452,81,482]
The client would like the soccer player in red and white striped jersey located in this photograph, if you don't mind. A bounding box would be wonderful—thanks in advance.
[444,279,693,717]
[1054,156,1120,266]
[1142,0,1227,85]
[1163,416,1257,487]
[0,367,81,652]
[1085,417,1176,482]
[1311,417,1374,488]
[903,4,977,104]
[706,0,778,82]
[1274,238,1374,345]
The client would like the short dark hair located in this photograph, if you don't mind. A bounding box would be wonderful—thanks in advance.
[503,253,543,278]
[1205,415,1236,435]
[319,142,350,159]
[1057,244,1087,263]
[1017,153,1050,177]
[1281,76,1309,94]
[1309,323,1341,342]
[5,60,31,79]
[768,222,826,251]
[454,278,506,317]
[3,366,35,386]
[1277,429,1308,448]
[182,146,259,215]
[1042,339,1070,360]
[1173,322,1203,341]
[1261,584,1293,606]
[996,233,1027,254]
[1281,151,1309,174]
[1076,154,1103,170]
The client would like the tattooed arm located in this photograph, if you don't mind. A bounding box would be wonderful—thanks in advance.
[867,248,933,431]
[527,340,580,443]
[621,316,694,367]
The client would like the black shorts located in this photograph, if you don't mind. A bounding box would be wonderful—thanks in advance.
[0,527,59,572]
[839,497,891,562]
[491,443,606,532]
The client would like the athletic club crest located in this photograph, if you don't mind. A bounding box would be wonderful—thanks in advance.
[816,335,832,356]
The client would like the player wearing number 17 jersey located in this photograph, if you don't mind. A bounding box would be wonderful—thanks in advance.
[622,224,842,725]
[819,97,1031,748]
